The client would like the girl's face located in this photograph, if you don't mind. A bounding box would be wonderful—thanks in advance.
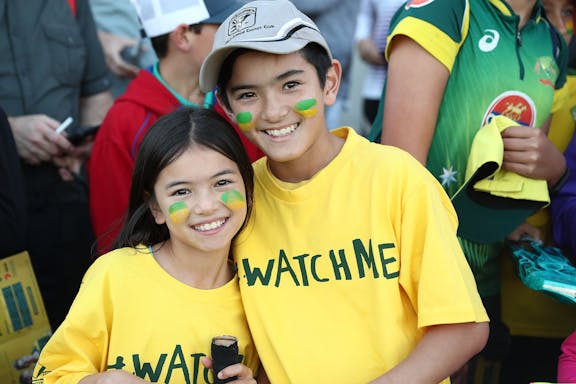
[150,145,247,254]
[543,0,574,43]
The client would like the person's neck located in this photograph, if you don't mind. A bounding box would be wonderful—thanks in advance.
[158,59,204,105]
[506,0,537,29]
[154,240,234,289]
[268,128,345,183]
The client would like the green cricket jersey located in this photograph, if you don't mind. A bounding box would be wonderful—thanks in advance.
[369,0,567,296]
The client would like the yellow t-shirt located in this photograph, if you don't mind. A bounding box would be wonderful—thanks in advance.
[33,246,259,384]
[501,75,576,338]
[234,128,488,384]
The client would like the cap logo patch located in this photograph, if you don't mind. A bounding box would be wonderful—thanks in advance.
[228,7,256,36]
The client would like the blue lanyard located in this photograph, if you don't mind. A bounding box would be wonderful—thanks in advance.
[152,62,214,108]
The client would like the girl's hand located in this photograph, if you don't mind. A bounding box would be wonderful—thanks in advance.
[201,356,256,384]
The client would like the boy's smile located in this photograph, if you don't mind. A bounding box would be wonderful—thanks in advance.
[225,50,344,181]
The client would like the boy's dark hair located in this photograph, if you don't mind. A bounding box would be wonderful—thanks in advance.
[151,24,204,59]
[216,43,332,110]
[113,107,254,249]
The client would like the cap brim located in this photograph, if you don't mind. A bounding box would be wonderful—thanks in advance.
[451,160,547,243]
[200,38,312,92]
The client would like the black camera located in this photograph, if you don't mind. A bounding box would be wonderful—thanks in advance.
[66,125,99,145]
[211,336,240,384]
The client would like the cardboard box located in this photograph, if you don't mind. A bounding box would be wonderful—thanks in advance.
[0,252,52,384]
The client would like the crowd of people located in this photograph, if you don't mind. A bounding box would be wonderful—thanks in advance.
[0,0,574,383]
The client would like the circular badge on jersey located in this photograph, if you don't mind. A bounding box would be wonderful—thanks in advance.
[481,91,536,128]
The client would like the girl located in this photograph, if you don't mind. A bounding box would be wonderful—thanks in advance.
[32,108,259,384]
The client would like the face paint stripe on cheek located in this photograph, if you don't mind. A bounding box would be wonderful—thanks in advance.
[236,111,255,132]
[221,190,246,210]
[294,98,318,118]
[168,201,190,224]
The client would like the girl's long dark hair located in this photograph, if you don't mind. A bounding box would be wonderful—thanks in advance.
[113,107,254,249]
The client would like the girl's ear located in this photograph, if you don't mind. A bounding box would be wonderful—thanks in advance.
[148,196,166,225]
[324,59,342,107]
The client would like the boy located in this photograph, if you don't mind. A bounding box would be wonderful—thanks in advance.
[199,1,489,382]
[88,0,263,254]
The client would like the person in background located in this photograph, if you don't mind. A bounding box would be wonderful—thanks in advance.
[0,106,26,258]
[33,108,260,384]
[354,0,404,127]
[290,0,360,129]
[0,0,114,330]
[90,0,158,98]
[89,0,262,255]
[200,1,489,382]
[552,133,576,255]
[499,0,576,381]
[550,0,576,259]
[368,0,569,381]
[558,330,576,382]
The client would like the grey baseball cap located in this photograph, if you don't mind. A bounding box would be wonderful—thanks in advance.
[199,0,333,92]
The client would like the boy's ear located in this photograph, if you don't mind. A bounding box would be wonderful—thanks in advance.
[170,23,194,51]
[216,90,236,121]
[324,59,342,107]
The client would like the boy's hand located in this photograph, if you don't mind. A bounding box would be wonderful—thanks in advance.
[501,125,566,186]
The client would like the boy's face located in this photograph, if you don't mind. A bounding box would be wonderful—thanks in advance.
[222,50,340,165]
[543,0,574,43]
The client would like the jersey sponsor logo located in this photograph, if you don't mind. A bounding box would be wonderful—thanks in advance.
[240,238,399,287]
[535,56,559,89]
[405,0,434,9]
[481,91,536,127]
[478,29,500,52]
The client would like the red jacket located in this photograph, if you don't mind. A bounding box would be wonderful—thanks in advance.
[88,69,263,255]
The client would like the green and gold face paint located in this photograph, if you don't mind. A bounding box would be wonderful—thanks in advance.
[168,201,190,224]
[236,112,255,132]
[294,98,318,118]
[565,18,573,37]
[221,189,246,210]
